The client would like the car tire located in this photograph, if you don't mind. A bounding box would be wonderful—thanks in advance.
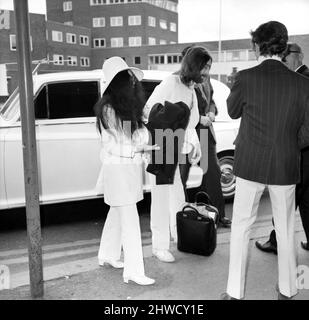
[218,151,236,200]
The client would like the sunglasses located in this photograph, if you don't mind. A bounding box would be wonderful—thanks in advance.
[282,50,301,62]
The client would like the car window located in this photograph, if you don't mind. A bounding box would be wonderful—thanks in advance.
[141,80,161,100]
[34,85,48,119]
[39,81,100,120]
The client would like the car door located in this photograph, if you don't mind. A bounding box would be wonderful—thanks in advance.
[0,125,7,209]
[4,80,102,208]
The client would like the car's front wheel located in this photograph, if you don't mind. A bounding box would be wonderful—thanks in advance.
[218,151,236,200]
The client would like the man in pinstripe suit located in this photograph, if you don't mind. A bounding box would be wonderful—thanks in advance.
[256,43,309,254]
[221,22,309,300]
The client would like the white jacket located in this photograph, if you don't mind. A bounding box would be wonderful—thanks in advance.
[143,74,200,154]
[95,105,148,206]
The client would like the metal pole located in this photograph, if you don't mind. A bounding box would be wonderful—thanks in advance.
[218,0,222,81]
[13,0,44,298]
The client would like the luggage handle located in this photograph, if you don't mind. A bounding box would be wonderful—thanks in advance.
[182,205,200,215]
[194,191,213,206]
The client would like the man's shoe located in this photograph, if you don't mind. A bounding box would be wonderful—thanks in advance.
[255,240,277,255]
[153,250,175,263]
[301,241,309,251]
[220,292,239,300]
[218,217,232,228]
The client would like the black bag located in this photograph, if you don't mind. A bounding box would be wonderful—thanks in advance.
[176,192,219,256]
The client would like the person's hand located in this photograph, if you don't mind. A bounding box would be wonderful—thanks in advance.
[207,112,216,122]
[189,143,201,165]
[134,144,160,153]
[200,115,212,127]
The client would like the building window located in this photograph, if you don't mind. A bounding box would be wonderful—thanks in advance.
[148,37,156,45]
[90,0,108,5]
[167,54,181,64]
[80,57,90,67]
[159,19,167,29]
[67,56,78,66]
[226,50,247,61]
[63,1,72,11]
[111,37,123,47]
[93,17,105,27]
[129,37,142,47]
[10,34,33,51]
[64,21,74,26]
[89,0,177,11]
[128,15,141,26]
[9,34,16,50]
[248,50,256,60]
[170,22,177,32]
[66,33,76,44]
[52,30,63,42]
[149,54,165,65]
[110,16,123,26]
[93,38,106,48]
[148,16,156,27]
[53,54,64,65]
[160,39,167,45]
[210,51,218,62]
[134,56,141,65]
[80,35,89,46]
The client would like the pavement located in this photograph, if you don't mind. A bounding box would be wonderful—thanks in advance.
[0,210,309,300]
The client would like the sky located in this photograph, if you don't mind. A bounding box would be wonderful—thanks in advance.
[1,0,309,42]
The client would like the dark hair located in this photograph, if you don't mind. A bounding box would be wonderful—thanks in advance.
[180,46,212,86]
[181,44,195,58]
[282,42,302,62]
[94,70,145,137]
[250,21,288,56]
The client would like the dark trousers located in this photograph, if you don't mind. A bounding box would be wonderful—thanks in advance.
[197,134,226,219]
[179,154,191,202]
[298,163,309,242]
[269,163,309,246]
[179,129,226,219]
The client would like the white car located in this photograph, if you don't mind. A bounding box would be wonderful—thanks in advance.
[0,70,239,210]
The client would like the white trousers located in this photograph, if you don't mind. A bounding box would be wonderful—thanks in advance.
[226,177,297,299]
[150,166,186,251]
[98,204,145,278]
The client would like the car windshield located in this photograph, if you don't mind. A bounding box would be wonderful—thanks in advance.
[0,87,19,121]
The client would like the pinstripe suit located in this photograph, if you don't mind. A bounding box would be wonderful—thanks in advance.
[225,58,309,299]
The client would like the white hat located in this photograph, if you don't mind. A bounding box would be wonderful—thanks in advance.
[101,56,144,95]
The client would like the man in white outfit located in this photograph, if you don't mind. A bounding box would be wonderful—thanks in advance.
[144,47,213,263]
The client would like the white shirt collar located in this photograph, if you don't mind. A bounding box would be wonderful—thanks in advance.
[295,65,304,72]
[258,55,282,64]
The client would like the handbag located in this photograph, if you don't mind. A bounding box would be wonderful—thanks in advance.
[176,192,219,256]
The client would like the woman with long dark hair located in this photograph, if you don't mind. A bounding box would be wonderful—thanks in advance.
[144,46,212,263]
[94,57,158,286]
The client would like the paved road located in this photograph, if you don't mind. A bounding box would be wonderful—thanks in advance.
[0,192,307,294]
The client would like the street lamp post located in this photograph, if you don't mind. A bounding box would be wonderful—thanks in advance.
[218,0,222,82]
[13,0,44,298]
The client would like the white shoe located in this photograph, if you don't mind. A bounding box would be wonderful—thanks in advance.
[123,275,155,286]
[99,259,124,269]
[153,250,175,263]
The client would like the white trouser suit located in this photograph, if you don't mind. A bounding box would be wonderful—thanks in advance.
[96,107,149,279]
[150,166,185,250]
[143,74,201,253]
[98,204,145,278]
[226,177,297,299]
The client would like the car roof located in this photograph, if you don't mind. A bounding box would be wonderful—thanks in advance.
[34,69,172,83]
